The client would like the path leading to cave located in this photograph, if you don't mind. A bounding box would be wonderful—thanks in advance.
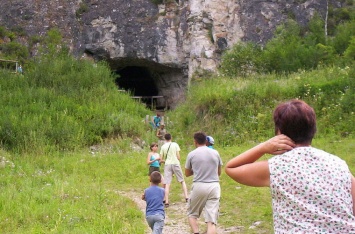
[118,190,244,234]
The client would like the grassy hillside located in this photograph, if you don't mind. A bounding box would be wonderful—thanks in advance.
[0,10,354,233]
[168,65,354,148]
[0,58,354,232]
[0,51,151,154]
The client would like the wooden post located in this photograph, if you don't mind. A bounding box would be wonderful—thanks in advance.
[145,115,150,124]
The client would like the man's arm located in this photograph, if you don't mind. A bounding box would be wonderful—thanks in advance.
[185,155,192,177]
[156,129,160,137]
[176,150,180,161]
[185,168,193,177]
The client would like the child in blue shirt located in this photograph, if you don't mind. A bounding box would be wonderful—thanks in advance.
[142,171,165,234]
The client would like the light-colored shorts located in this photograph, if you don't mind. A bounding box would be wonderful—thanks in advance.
[187,182,220,224]
[163,164,184,184]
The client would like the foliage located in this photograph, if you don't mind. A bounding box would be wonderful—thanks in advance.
[331,20,355,54]
[219,42,263,77]
[0,51,150,154]
[76,2,89,18]
[169,65,354,147]
[262,20,320,73]
[0,26,6,38]
[344,36,355,59]
[305,14,326,45]
[220,18,355,76]
[0,41,29,63]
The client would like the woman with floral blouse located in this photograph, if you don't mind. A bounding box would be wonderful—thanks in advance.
[225,99,355,233]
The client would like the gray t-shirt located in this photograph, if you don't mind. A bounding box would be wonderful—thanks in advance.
[185,146,223,183]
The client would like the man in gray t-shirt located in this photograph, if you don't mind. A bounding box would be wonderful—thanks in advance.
[185,131,223,234]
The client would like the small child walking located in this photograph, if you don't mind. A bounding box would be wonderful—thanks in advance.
[147,143,161,177]
[142,171,165,234]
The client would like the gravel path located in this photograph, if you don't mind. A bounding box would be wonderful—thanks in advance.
[118,190,243,234]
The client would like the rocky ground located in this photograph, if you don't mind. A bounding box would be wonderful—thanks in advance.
[118,190,245,234]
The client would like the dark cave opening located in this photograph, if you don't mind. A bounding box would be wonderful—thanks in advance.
[115,66,160,109]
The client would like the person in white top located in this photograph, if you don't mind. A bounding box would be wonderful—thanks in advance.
[225,99,355,233]
[160,133,188,207]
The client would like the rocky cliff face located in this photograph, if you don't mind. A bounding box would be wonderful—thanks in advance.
[0,0,340,108]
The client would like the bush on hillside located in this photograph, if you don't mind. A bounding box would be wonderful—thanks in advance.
[344,36,355,59]
[220,18,355,76]
[0,41,29,63]
[219,42,263,77]
[331,20,355,54]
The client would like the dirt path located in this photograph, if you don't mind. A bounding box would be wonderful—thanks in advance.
[118,190,243,234]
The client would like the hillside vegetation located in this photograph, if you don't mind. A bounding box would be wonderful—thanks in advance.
[0,62,353,233]
[168,65,354,148]
[0,50,150,154]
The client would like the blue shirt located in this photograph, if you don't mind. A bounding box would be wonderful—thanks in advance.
[144,185,165,217]
[150,154,160,168]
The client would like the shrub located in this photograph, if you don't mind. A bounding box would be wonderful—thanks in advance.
[76,2,89,18]
[262,20,322,73]
[0,41,29,61]
[219,42,263,77]
[0,26,7,38]
[344,36,355,59]
[305,14,326,45]
[331,20,355,54]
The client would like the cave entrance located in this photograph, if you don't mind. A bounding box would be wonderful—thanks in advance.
[115,66,165,110]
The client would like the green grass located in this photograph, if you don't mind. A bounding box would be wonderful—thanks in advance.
[1,137,353,233]
[0,150,148,233]
[0,50,353,233]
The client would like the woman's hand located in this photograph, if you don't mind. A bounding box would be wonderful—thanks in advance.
[262,134,295,155]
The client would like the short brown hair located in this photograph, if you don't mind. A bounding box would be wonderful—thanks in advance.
[150,143,158,150]
[164,133,171,140]
[150,171,162,184]
[273,99,316,144]
[194,131,207,145]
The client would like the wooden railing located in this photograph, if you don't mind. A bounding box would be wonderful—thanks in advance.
[0,59,19,73]
[131,95,166,110]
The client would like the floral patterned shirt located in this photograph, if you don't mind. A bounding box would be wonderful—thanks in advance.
[269,147,355,233]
